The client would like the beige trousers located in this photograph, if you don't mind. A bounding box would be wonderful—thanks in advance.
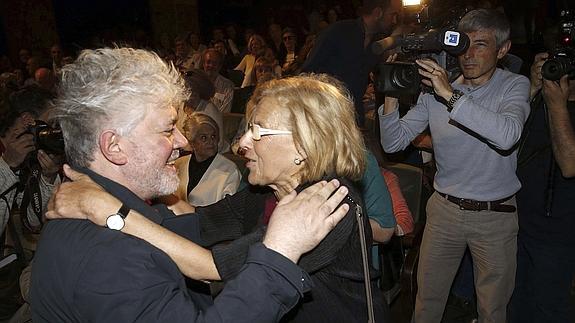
[414,192,518,323]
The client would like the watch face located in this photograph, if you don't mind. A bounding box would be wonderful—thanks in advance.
[106,214,125,230]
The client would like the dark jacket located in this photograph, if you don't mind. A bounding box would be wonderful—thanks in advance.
[302,19,379,126]
[30,168,312,323]
[201,178,390,322]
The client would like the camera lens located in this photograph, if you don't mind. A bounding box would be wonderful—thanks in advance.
[542,57,573,81]
[392,64,420,89]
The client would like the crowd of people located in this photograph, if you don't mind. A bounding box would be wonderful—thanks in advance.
[0,0,574,322]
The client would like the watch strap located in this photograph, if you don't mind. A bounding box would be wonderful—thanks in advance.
[117,203,130,219]
[447,89,464,111]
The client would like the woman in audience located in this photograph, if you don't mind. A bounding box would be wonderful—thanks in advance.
[381,168,414,236]
[234,34,266,88]
[48,74,389,322]
[174,113,241,207]
[262,47,282,78]
[179,69,228,152]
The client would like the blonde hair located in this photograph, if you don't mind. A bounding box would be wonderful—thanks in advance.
[246,74,366,182]
[247,34,266,55]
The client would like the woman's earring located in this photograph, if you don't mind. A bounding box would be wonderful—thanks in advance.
[294,158,302,165]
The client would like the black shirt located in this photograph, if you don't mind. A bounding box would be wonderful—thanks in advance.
[302,19,379,127]
[30,168,312,322]
[516,99,575,246]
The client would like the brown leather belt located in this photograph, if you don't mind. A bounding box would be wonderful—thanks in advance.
[437,192,516,213]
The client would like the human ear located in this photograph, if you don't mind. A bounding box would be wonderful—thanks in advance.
[497,40,511,60]
[99,130,128,165]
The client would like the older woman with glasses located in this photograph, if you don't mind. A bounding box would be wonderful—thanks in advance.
[47,74,389,322]
[174,113,241,207]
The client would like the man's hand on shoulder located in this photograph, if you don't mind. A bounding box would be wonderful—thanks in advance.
[263,179,349,263]
[46,165,120,226]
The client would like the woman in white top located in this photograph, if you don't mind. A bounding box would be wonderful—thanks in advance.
[234,34,266,88]
[178,69,229,152]
[175,113,241,206]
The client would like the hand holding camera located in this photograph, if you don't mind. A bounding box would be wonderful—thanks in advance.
[416,58,452,101]
[2,117,35,168]
[542,75,570,111]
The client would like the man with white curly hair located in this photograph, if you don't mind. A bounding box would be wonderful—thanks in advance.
[30,47,349,323]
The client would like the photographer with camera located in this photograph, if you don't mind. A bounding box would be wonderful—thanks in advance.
[509,49,575,322]
[379,9,530,322]
[1,86,61,240]
[0,86,62,321]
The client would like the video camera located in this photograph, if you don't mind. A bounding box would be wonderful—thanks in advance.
[542,10,575,81]
[22,120,65,155]
[373,1,470,96]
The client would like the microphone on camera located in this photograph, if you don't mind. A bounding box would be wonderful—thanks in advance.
[371,29,470,56]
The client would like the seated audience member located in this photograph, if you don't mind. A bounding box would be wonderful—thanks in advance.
[262,47,282,78]
[284,34,317,77]
[174,113,241,206]
[32,47,349,323]
[363,152,396,244]
[179,69,228,153]
[202,49,234,114]
[225,24,244,54]
[234,56,277,110]
[211,27,240,57]
[241,27,256,55]
[47,73,391,322]
[24,56,43,87]
[267,23,286,62]
[186,32,206,71]
[381,168,414,236]
[173,35,195,73]
[234,34,266,88]
[280,28,299,72]
[212,39,238,74]
[34,68,56,94]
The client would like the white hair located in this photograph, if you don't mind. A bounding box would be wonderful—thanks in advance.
[52,47,188,168]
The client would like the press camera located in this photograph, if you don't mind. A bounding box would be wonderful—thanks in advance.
[542,10,575,81]
[23,120,65,155]
[374,0,470,96]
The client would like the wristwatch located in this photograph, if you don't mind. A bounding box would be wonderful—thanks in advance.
[106,204,130,230]
[447,89,464,111]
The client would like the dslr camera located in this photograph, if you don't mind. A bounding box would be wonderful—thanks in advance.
[374,1,470,96]
[542,10,575,81]
[23,120,65,154]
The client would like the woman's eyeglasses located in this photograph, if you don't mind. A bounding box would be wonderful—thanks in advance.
[247,123,292,141]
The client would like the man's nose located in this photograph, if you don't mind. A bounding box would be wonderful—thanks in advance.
[173,127,188,149]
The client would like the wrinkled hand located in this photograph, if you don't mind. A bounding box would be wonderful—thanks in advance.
[416,59,452,100]
[2,122,35,168]
[542,75,570,110]
[46,165,120,226]
[529,52,549,99]
[263,179,349,263]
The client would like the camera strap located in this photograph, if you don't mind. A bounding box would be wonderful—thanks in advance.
[0,183,28,266]
[19,158,43,233]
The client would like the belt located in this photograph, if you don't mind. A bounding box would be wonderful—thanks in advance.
[437,192,516,213]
